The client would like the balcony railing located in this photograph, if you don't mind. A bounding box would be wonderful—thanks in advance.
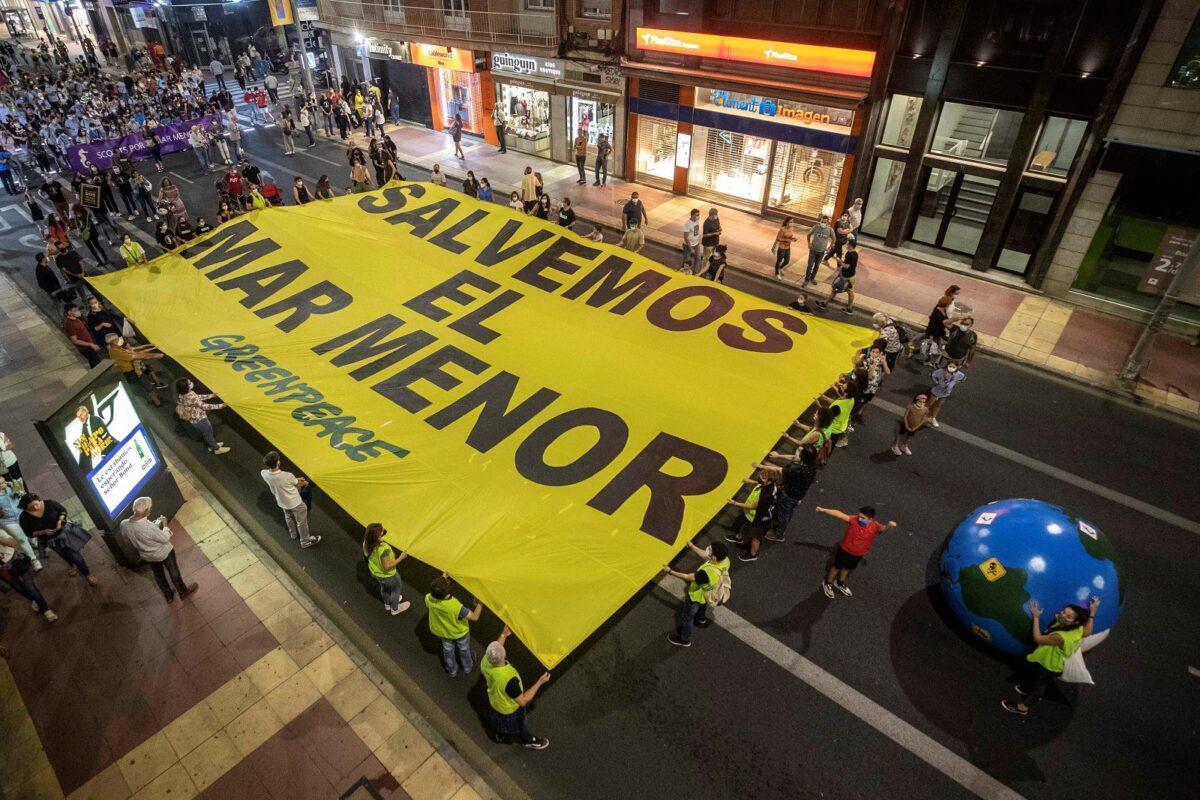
[316,0,558,48]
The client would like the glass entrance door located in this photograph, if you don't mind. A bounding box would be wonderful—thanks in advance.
[995,187,1058,275]
[910,167,1000,258]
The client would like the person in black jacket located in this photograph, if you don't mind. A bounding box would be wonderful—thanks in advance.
[18,495,96,585]
[35,252,73,305]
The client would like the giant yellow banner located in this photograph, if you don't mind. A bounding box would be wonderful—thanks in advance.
[91,183,865,666]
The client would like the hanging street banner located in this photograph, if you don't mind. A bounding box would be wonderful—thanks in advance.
[89,183,867,666]
[66,115,213,174]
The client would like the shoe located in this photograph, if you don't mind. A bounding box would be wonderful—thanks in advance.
[86,575,99,586]
[815,301,828,309]
[32,559,42,571]
[903,446,913,456]
[146,216,154,223]
[834,581,852,597]
[593,181,600,186]
[930,418,940,428]
[390,600,411,615]
[153,381,168,390]
[43,610,58,622]
[764,532,785,542]
[694,618,711,628]
[1015,684,1029,697]
[738,553,758,562]
[67,566,78,577]
[165,593,177,603]
[724,533,743,544]
[127,213,136,220]
[667,634,691,647]
[524,736,550,750]
[891,445,903,455]
[212,445,231,455]
[1000,700,1028,716]
[846,426,855,433]
[31,600,39,611]
[822,581,835,599]
[842,307,853,315]
[775,270,783,279]
[301,535,322,548]
[834,439,849,448]
[181,582,199,598]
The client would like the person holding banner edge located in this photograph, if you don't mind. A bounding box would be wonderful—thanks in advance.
[482,625,551,750]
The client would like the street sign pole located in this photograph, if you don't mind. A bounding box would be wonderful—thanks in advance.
[1119,235,1200,391]
[290,0,314,98]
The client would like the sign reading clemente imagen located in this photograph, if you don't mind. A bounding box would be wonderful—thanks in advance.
[635,27,876,78]
[89,183,867,666]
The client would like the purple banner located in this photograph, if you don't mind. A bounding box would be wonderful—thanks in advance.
[66,115,214,174]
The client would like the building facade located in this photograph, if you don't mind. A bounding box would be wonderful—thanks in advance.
[621,0,888,220]
[1041,0,1200,326]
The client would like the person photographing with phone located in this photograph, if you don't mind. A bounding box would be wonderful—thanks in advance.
[121,496,197,603]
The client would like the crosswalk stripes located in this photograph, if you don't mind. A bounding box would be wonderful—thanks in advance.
[202,78,302,131]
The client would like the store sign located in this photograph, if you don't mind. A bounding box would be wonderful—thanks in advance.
[1138,227,1200,305]
[408,43,477,72]
[675,132,691,168]
[366,39,394,58]
[699,88,854,133]
[128,6,158,29]
[635,27,875,79]
[493,51,562,79]
[296,0,319,21]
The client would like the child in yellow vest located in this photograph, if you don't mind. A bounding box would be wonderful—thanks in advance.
[425,574,482,677]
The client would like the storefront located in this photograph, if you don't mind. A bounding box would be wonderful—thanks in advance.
[491,51,627,175]
[628,80,858,220]
[408,42,496,144]
[364,38,433,128]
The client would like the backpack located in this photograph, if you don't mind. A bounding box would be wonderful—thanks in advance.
[890,321,911,344]
[707,568,732,608]
[814,430,833,467]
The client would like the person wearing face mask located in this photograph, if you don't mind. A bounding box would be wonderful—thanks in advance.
[814,505,897,598]
[944,316,977,367]
[891,391,929,456]
[174,378,230,455]
[106,333,166,405]
[1002,597,1098,716]
[927,361,965,428]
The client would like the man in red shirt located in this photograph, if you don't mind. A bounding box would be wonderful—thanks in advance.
[816,505,897,598]
[222,165,245,209]
[63,304,101,368]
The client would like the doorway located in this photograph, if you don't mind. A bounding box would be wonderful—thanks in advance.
[910,166,1000,258]
[995,187,1058,275]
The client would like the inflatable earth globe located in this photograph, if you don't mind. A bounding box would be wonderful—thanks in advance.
[939,499,1123,656]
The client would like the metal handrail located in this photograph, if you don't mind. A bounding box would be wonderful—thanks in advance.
[316,0,558,48]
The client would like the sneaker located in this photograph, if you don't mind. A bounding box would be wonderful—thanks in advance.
[694,618,711,628]
[738,552,758,562]
[1000,700,1028,716]
[667,634,691,648]
[524,736,550,750]
[146,216,154,223]
[86,575,100,587]
[153,381,168,390]
[1015,684,1029,696]
[30,600,39,611]
[822,581,835,599]
[724,533,743,544]
[127,213,137,220]
[32,559,42,571]
[301,535,322,548]
[764,532,785,542]
[212,445,231,455]
[842,307,853,315]
[43,610,58,622]
[846,426,856,433]
[775,270,783,279]
[593,181,600,186]
[903,446,913,456]
[930,418,940,428]
[834,439,849,448]
[390,600,412,615]
[890,445,903,456]
[815,301,828,309]
[834,581,852,597]
[180,582,199,598]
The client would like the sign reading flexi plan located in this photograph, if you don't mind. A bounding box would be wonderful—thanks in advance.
[88,426,160,516]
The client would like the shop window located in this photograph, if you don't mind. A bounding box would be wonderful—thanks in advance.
[1029,117,1086,175]
[861,157,906,238]
[498,83,551,157]
[438,70,484,134]
[688,126,771,211]
[635,117,678,189]
[880,95,923,149]
[996,188,1057,274]
[1166,12,1200,90]
[931,102,1024,165]
[580,0,611,17]
[569,96,615,154]
[526,0,554,9]
[767,143,845,219]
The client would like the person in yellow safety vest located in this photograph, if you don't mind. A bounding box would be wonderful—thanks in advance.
[119,234,147,267]
[1002,597,1098,716]
[362,523,410,615]
[426,574,482,678]
[662,540,730,648]
[481,625,551,749]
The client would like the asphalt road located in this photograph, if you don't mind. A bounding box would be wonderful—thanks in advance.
[3,119,1199,800]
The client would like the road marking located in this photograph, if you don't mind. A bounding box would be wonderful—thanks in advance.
[653,581,1026,800]
[873,398,1200,536]
[1189,666,1200,679]
[168,170,195,184]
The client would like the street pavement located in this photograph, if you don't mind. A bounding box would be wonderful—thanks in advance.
[2,111,1199,800]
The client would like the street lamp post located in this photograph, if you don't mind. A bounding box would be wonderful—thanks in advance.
[1118,238,1200,392]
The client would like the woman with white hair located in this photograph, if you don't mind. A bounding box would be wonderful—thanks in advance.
[120,496,196,603]
[872,312,906,370]
[481,625,551,750]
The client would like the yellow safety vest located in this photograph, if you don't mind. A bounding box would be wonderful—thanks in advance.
[426,594,469,640]
[481,658,522,715]
[687,558,730,604]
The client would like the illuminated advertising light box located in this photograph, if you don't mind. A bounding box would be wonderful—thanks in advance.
[635,28,876,79]
[35,363,184,565]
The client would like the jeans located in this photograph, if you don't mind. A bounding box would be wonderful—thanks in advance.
[149,550,189,600]
[323,114,334,136]
[594,158,607,184]
[282,503,314,545]
[192,417,220,451]
[228,139,242,162]
[136,192,156,218]
[375,572,402,611]
[304,125,315,146]
[214,138,230,164]
[575,155,587,182]
[39,536,90,576]
[267,87,279,104]
[214,73,227,91]
[774,248,791,273]
[675,597,707,643]
[0,169,16,195]
[365,118,375,138]
[195,146,210,171]
[440,634,474,676]
[684,244,703,274]
[119,187,136,215]
[805,249,825,283]
[83,237,110,265]
[497,127,506,153]
[773,491,800,537]
[1,568,49,612]
[489,706,536,745]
